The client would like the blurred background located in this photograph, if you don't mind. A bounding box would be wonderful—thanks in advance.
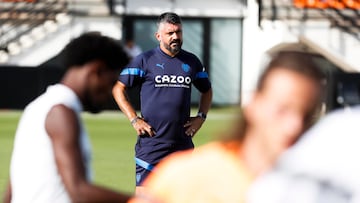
[1,0,360,193]
[1,0,360,111]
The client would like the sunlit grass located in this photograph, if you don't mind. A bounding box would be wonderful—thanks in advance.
[0,106,239,195]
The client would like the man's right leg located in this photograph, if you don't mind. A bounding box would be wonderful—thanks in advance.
[135,159,153,195]
[134,140,174,194]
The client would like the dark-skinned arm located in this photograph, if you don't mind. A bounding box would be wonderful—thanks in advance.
[3,181,11,203]
[45,104,131,203]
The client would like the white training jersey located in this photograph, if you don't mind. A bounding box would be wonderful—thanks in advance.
[10,84,92,203]
[248,106,360,203]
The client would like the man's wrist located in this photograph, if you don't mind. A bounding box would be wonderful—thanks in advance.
[130,116,141,125]
[197,112,207,121]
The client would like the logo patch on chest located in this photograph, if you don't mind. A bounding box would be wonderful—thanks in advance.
[182,64,190,72]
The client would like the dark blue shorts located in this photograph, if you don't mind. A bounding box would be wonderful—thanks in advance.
[135,138,194,186]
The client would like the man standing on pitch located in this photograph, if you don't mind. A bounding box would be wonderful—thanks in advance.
[112,12,212,192]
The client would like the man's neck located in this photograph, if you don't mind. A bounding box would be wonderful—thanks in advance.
[61,69,85,104]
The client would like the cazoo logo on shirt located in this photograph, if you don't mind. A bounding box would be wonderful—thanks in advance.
[154,74,191,88]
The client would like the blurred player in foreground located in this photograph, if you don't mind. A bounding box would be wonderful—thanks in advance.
[248,104,360,203]
[3,32,130,203]
[128,51,325,203]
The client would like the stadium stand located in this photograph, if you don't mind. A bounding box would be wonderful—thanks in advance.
[0,0,69,62]
[0,0,123,64]
[259,0,360,39]
[1,0,359,110]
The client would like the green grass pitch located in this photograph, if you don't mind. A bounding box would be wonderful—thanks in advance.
[0,107,239,195]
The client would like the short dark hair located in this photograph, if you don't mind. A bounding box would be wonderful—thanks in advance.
[62,32,129,71]
[257,51,325,91]
[157,12,182,26]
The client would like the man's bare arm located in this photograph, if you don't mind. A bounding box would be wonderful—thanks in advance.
[112,81,155,136]
[198,88,213,116]
[46,104,131,203]
[3,181,11,203]
[184,88,213,136]
[112,81,138,123]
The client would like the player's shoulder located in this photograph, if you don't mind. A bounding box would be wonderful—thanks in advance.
[177,50,202,67]
[179,49,199,59]
[131,47,156,59]
[311,105,360,133]
[127,48,157,67]
[143,48,158,57]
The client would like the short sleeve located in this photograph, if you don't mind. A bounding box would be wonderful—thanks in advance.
[118,54,146,87]
[193,60,211,93]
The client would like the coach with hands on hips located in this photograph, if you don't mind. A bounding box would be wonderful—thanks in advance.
[112,12,212,193]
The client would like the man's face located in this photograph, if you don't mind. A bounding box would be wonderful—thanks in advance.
[156,22,183,56]
[83,60,119,113]
[245,68,320,162]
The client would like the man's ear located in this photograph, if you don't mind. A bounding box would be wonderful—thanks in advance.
[155,32,161,42]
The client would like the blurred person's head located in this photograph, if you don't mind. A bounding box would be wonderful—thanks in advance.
[231,51,325,171]
[155,12,183,57]
[61,32,129,113]
[245,51,324,165]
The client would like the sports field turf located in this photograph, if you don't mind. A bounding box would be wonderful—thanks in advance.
[0,107,239,195]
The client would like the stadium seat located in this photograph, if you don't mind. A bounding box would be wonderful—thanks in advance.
[293,0,307,8]
[327,0,346,9]
[293,0,328,9]
[343,0,360,9]
[293,0,356,9]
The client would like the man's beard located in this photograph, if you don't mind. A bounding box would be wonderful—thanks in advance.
[165,40,182,55]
